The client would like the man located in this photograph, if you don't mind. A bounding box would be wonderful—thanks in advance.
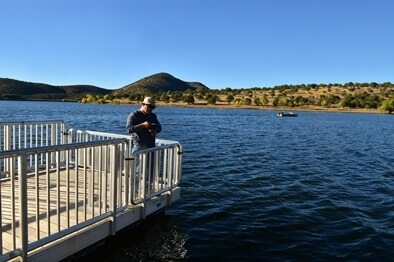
[126,97,162,152]
[126,97,162,193]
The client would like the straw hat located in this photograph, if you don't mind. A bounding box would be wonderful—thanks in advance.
[141,97,156,107]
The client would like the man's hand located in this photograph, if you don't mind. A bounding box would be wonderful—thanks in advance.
[139,121,151,129]
[149,129,157,136]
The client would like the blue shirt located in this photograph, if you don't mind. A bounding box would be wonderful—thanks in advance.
[126,110,162,148]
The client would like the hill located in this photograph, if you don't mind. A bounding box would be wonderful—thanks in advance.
[0,78,111,100]
[115,73,209,95]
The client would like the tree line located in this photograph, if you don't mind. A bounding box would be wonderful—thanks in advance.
[81,82,394,114]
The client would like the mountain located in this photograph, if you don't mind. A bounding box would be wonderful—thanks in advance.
[0,73,209,100]
[0,78,111,100]
[116,73,209,95]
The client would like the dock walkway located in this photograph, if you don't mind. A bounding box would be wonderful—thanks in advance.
[0,121,182,261]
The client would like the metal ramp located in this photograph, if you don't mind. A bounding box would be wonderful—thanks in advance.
[0,120,182,261]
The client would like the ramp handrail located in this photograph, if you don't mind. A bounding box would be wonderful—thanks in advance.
[68,129,183,205]
[0,138,128,261]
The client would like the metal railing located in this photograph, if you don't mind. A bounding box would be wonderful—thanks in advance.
[0,121,183,261]
[0,121,69,178]
[0,139,127,261]
[68,130,183,206]
[0,120,68,151]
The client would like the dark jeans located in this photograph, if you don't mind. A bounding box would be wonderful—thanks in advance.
[132,146,155,193]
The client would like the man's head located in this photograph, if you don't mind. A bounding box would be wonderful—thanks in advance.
[141,97,156,114]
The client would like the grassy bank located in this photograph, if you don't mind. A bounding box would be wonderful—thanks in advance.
[82,84,394,114]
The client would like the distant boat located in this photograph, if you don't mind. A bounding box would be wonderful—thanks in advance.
[277,112,298,117]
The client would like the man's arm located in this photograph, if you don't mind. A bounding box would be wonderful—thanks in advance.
[126,112,151,133]
[153,114,162,133]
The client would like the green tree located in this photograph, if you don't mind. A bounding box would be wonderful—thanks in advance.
[272,96,279,107]
[135,93,143,101]
[170,92,182,102]
[234,99,243,108]
[182,95,195,104]
[254,97,261,106]
[207,96,217,105]
[340,95,354,108]
[261,94,269,105]
[196,94,204,100]
[244,98,252,105]
[86,94,95,103]
[279,97,293,107]
[128,94,135,101]
[380,98,394,113]
[161,94,170,103]
[226,94,234,104]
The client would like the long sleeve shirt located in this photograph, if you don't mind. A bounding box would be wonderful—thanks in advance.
[126,110,162,148]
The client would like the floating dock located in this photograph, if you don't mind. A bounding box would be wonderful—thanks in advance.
[0,121,182,261]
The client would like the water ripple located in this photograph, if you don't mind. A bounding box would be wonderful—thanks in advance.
[1,102,393,260]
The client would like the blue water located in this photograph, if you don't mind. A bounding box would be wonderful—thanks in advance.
[1,101,393,260]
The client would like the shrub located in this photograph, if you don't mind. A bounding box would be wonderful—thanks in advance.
[207,96,217,105]
[226,94,234,104]
[182,95,195,104]
[380,98,394,113]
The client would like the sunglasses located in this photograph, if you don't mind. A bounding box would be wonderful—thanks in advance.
[146,104,155,109]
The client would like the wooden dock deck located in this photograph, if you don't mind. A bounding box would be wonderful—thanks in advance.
[1,166,180,261]
[1,167,113,253]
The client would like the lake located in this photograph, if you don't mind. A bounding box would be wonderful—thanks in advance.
[1,100,393,260]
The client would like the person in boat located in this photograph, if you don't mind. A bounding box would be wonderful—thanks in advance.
[126,97,162,152]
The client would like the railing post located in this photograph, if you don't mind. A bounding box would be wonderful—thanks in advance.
[110,144,119,235]
[176,144,183,185]
[124,143,130,205]
[18,153,28,261]
[129,156,136,205]
[51,124,56,165]
[141,153,147,219]
[5,125,10,176]
[68,129,73,144]
[168,148,174,206]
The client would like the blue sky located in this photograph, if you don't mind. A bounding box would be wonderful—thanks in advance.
[1,0,393,90]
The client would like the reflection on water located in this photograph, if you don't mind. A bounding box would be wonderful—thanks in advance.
[80,212,188,261]
[122,216,188,261]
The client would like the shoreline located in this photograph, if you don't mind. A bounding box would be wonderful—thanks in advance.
[151,101,387,114]
[0,98,78,102]
[1,99,390,114]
